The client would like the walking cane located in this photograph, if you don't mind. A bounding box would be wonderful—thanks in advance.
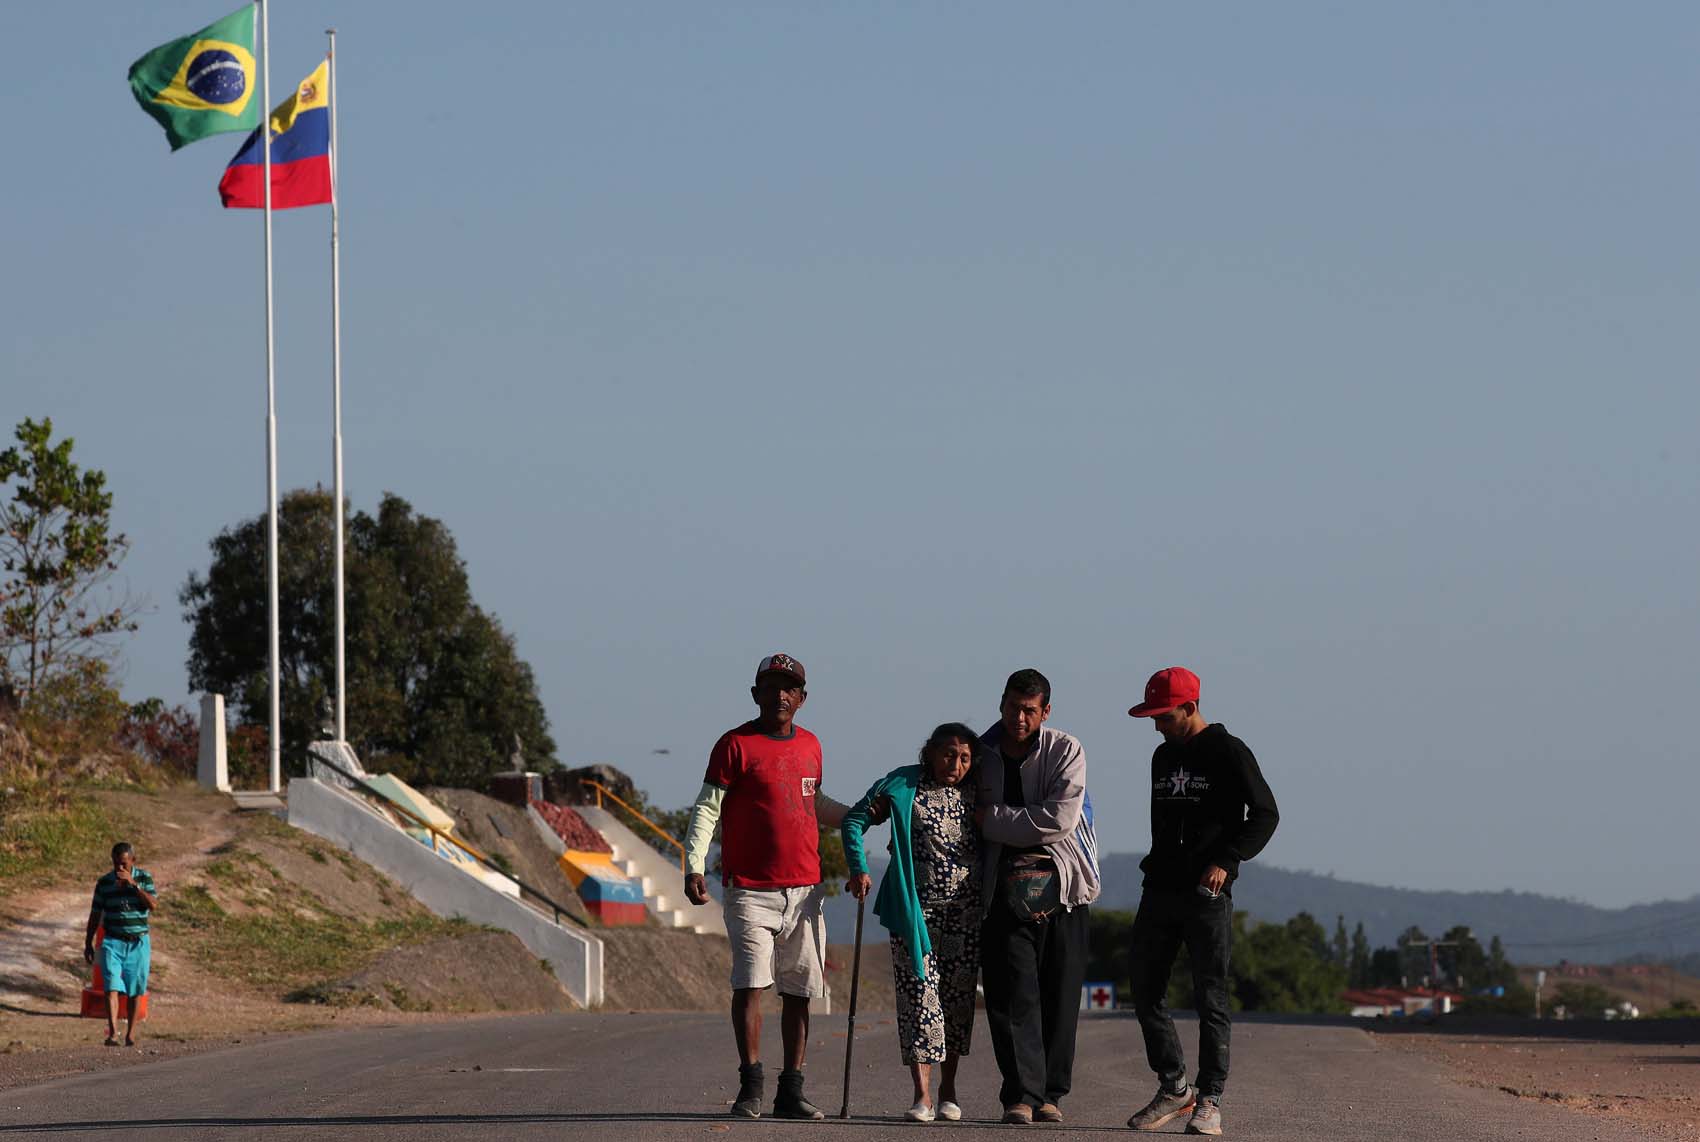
[839,892,866,1119]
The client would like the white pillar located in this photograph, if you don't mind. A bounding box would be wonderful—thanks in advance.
[198,694,230,792]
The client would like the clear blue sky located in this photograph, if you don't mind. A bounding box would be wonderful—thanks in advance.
[6,3,1697,907]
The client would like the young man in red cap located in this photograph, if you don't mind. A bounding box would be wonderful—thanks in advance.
[682,653,850,1121]
[1124,667,1278,1137]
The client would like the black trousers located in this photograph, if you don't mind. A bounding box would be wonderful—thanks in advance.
[980,899,1090,1109]
[1129,889,1233,1098]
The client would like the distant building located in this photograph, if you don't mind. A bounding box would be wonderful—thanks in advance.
[1343,987,1462,1018]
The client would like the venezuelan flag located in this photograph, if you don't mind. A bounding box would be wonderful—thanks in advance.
[219,61,331,209]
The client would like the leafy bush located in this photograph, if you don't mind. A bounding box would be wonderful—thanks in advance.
[224,724,270,788]
[1549,981,1626,1018]
[118,699,198,777]
[17,659,128,761]
[1462,982,1537,1016]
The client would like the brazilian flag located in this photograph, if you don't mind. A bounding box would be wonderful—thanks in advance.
[128,6,260,150]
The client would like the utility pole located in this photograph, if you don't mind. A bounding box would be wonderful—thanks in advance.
[1400,934,1463,1015]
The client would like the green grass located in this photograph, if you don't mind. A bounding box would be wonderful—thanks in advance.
[160,881,478,994]
[0,786,127,885]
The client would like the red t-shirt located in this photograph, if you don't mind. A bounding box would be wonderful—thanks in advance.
[705,721,823,889]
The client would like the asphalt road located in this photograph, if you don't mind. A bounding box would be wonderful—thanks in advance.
[0,1011,1650,1141]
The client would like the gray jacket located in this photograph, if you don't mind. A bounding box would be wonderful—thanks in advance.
[976,724,1101,911]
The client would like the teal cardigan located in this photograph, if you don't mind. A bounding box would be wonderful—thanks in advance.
[840,765,929,977]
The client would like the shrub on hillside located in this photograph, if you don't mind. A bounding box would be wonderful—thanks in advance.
[1459,982,1537,1017]
[118,699,199,778]
[1549,981,1627,1018]
[224,724,271,788]
[18,659,128,761]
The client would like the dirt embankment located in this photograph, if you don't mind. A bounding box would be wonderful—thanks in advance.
[424,787,594,925]
[1374,1019,1700,1141]
[427,785,776,1011]
[0,785,574,1090]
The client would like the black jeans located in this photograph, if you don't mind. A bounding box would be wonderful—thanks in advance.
[1129,889,1233,1099]
[981,899,1090,1109]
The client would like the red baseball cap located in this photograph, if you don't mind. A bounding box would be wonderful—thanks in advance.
[1128,667,1200,717]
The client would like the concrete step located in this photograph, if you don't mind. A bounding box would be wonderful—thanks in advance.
[577,805,727,938]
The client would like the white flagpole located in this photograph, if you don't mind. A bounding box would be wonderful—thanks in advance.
[327,28,346,744]
[260,0,282,793]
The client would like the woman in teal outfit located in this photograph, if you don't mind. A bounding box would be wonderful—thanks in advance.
[843,722,983,1123]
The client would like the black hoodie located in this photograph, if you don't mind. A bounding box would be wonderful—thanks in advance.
[1138,723,1279,893]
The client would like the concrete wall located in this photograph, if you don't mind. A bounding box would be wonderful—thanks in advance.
[525,804,567,856]
[287,777,604,1007]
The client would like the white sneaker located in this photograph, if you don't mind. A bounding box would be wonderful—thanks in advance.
[906,1101,937,1123]
[937,1101,962,1122]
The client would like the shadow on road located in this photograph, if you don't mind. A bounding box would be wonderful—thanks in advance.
[2,1112,1138,1135]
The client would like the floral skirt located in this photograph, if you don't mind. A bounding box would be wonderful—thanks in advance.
[891,896,981,1065]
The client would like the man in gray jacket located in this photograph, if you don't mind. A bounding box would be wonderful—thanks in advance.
[974,668,1100,1124]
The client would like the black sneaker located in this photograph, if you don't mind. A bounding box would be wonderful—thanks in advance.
[773,1069,825,1120]
[732,1062,764,1118]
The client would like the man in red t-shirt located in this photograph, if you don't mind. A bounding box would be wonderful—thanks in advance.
[684,653,849,1120]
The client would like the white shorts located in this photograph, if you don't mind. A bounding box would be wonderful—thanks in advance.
[724,883,828,998]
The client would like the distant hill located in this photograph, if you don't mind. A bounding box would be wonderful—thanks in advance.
[823,852,1700,964]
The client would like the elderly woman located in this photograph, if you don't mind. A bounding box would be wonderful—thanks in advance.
[842,722,983,1123]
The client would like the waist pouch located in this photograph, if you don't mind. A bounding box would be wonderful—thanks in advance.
[1001,852,1061,922]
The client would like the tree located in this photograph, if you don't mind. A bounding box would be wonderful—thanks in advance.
[1332,914,1349,968]
[1397,924,1432,985]
[1086,909,1350,1015]
[182,489,556,784]
[1369,947,1403,987]
[1442,925,1488,990]
[1549,982,1623,1018]
[1487,935,1515,988]
[1231,912,1349,1014]
[1286,911,1331,962]
[1349,922,1372,988]
[0,418,140,698]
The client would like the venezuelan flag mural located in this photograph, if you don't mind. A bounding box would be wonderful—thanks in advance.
[559,852,647,926]
[220,61,331,209]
